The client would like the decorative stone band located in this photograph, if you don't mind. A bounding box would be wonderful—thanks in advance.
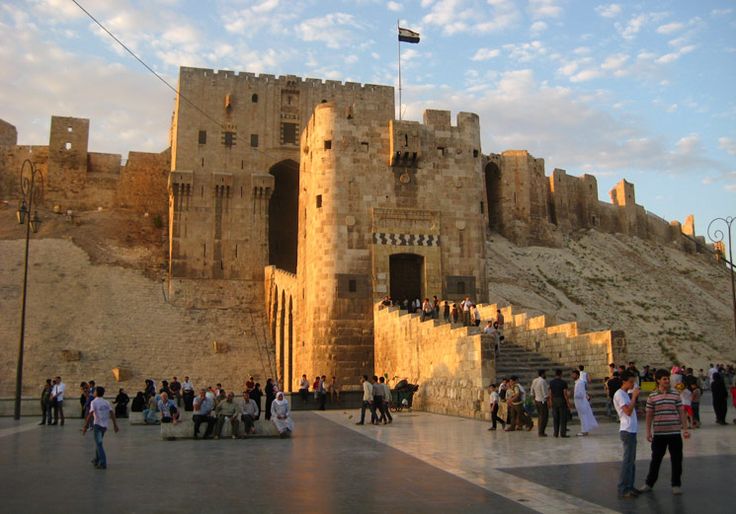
[373,232,440,246]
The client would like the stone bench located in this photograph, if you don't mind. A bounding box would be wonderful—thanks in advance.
[129,410,193,425]
[160,418,281,440]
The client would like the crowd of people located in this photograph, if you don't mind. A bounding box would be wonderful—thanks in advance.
[381,295,505,329]
[487,366,598,437]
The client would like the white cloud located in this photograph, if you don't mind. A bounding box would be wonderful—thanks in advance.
[601,53,629,70]
[422,0,521,35]
[387,1,402,11]
[675,133,701,155]
[616,11,668,40]
[471,47,500,61]
[656,44,695,64]
[502,40,548,62]
[297,13,362,49]
[528,0,562,19]
[595,4,622,18]
[711,8,734,16]
[656,22,684,34]
[530,20,548,34]
[719,137,736,156]
[570,69,602,82]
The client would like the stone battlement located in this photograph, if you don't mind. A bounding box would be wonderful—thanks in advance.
[179,66,393,93]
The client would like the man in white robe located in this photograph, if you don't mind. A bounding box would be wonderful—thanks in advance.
[573,369,598,436]
[270,392,293,437]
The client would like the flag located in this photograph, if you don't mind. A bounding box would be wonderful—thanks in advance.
[398,27,420,44]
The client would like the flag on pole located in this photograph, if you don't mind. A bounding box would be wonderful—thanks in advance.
[398,27,420,44]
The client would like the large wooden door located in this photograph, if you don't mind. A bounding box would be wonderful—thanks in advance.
[389,253,423,303]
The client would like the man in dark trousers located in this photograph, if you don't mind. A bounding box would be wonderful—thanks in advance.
[638,369,690,495]
[549,369,571,437]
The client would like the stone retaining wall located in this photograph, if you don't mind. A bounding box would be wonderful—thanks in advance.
[373,304,494,419]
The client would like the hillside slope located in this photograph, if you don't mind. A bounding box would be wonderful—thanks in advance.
[486,230,734,369]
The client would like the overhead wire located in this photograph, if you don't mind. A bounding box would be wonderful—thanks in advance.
[69,0,223,129]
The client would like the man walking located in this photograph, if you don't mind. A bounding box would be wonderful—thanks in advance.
[377,376,393,424]
[40,379,52,426]
[614,371,640,498]
[356,375,376,425]
[638,369,690,495]
[531,370,550,437]
[549,369,571,437]
[82,386,119,470]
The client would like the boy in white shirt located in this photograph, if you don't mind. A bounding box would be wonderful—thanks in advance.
[614,371,640,498]
[487,384,505,431]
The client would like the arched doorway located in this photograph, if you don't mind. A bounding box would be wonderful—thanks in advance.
[390,253,424,304]
[484,162,502,232]
[268,160,299,273]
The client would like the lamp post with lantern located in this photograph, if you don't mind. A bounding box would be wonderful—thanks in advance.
[14,159,42,420]
[707,216,736,343]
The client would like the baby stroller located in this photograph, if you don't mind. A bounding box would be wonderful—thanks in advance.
[391,379,419,412]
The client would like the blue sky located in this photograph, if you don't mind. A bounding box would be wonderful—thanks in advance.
[1,0,735,239]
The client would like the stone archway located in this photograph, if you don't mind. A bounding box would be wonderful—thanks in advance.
[389,253,424,304]
[268,159,299,273]
[484,162,502,232]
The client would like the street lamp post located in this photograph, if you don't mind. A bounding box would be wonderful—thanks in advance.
[707,216,736,343]
[14,159,42,420]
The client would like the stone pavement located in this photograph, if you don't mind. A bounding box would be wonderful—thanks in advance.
[0,398,734,514]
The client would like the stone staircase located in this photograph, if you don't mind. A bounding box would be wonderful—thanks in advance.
[496,341,611,420]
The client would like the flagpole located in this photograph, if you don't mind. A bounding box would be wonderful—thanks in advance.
[397,19,402,121]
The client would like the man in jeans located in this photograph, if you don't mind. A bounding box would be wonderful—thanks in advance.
[613,371,640,498]
[82,386,119,470]
[356,375,375,425]
[531,369,550,437]
[638,369,690,495]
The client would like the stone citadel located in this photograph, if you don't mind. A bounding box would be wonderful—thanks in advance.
[0,66,723,415]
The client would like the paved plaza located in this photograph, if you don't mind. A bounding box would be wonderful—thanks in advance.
[1,399,734,514]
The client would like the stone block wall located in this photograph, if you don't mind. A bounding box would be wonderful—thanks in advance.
[117,150,170,216]
[373,304,494,419]
[264,265,298,391]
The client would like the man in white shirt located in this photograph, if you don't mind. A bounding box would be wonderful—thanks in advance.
[356,375,375,425]
[531,369,550,437]
[50,376,66,426]
[487,383,505,430]
[240,391,259,435]
[82,386,119,470]
[181,376,195,411]
[613,371,640,498]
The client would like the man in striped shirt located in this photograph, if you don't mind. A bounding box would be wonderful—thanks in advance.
[638,369,690,495]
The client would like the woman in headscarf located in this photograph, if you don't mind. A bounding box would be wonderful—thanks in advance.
[711,372,728,425]
[271,391,293,437]
[113,388,130,418]
[265,379,275,421]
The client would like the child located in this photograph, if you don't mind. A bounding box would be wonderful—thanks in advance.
[690,382,701,428]
[487,384,505,431]
[676,382,694,429]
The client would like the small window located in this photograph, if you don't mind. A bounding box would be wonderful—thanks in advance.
[64,142,72,150]
[251,93,258,103]
[404,134,408,147]
[316,195,322,208]
[198,130,207,144]
[282,123,297,145]
[480,201,484,214]
[67,126,73,133]
[473,149,479,158]
[348,279,357,293]
[437,146,446,156]
[201,157,204,167]
[250,134,259,147]
[223,131,235,147]
[361,142,369,152]
[324,140,332,150]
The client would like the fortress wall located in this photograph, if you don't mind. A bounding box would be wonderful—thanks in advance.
[0,119,18,147]
[373,304,494,419]
[117,150,170,216]
[87,152,121,175]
